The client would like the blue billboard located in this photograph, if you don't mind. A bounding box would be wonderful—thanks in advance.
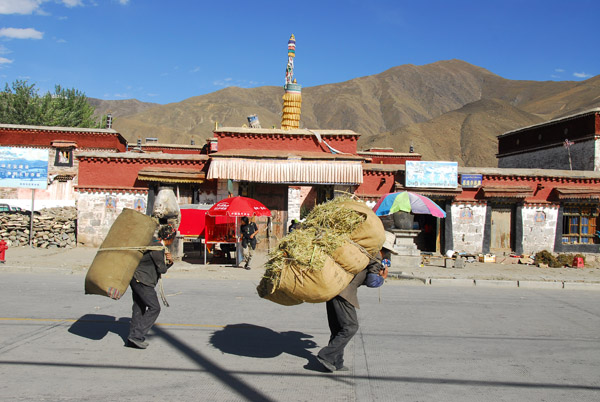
[405,161,458,188]
[0,147,49,190]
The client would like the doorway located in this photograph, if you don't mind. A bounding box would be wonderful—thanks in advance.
[490,206,513,254]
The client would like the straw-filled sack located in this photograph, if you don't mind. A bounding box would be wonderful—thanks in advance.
[85,208,158,299]
[257,197,385,305]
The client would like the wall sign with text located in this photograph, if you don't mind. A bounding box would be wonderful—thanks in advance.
[0,147,49,190]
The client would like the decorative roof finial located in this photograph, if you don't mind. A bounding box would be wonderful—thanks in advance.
[281,34,302,130]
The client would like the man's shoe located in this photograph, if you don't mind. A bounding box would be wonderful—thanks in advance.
[244,265,251,270]
[336,366,350,372]
[127,338,148,349]
[316,356,335,372]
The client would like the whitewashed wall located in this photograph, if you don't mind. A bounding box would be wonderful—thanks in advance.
[287,186,302,229]
[77,191,148,247]
[451,203,487,254]
[521,205,559,254]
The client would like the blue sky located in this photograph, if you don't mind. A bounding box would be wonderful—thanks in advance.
[0,0,597,105]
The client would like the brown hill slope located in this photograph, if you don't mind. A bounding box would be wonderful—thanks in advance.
[89,60,600,166]
[363,99,544,167]
[88,98,159,118]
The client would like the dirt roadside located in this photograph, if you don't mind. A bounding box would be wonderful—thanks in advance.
[2,245,600,284]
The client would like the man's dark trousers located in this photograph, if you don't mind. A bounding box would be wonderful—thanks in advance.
[129,279,161,341]
[318,295,359,369]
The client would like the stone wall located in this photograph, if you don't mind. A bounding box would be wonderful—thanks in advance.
[521,205,559,254]
[77,191,147,247]
[451,203,487,254]
[0,207,77,248]
[498,140,596,171]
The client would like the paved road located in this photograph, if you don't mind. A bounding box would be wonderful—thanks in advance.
[1,272,599,401]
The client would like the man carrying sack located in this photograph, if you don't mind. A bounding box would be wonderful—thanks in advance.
[127,225,176,349]
[316,231,397,372]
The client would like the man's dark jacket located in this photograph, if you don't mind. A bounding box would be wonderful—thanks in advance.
[133,242,171,287]
[337,258,382,309]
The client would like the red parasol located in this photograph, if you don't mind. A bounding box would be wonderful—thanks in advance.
[207,196,271,217]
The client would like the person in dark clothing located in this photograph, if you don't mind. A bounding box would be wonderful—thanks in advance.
[288,219,300,233]
[240,216,258,270]
[316,231,397,372]
[127,225,175,349]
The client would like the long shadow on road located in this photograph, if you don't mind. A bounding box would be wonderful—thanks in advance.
[152,325,277,401]
[209,323,323,371]
[68,314,130,344]
[59,317,600,399]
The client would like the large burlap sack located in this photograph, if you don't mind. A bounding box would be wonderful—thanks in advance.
[277,256,354,304]
[257,198,385,306]
[85,208,158,299]
[330,241,370,275]
[262,288,303,306]
[328,200,385,274]
[339,200,386,256]
[257,273,303,306]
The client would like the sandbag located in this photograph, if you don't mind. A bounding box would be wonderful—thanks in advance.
[277,256,354,304]
[330,241,370,275]
[262,288,303,306]
[340,200,386,256]
[85,208,158,299]
[257,197,385,306]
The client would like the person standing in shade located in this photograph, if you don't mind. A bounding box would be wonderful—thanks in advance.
[240,216,258,270]
[127,225,175,349]
[316,231,397,372]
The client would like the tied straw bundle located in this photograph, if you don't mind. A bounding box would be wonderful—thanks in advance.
[257,197,366,298]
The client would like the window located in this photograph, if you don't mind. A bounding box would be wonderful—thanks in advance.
[562,205,599,244]
[54,148,73,167]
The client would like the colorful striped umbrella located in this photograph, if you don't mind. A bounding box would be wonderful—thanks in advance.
[373,191,446,218]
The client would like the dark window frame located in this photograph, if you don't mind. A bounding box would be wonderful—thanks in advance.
[54,148,73,167]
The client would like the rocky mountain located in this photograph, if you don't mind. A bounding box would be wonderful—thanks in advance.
[88,60,600,167]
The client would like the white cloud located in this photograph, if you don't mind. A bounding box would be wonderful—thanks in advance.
[190,66,201,73]
[0,44,11,54]
[0,0,84,15]
[213,78,234,86]
[212,77,264,88]
[554,68,565,73]
[573,72,591,78]
[0,0,43,15]
[0,57,13,64]
[61,0,83,7]
[0,27,44,40]
[118,0,130,5]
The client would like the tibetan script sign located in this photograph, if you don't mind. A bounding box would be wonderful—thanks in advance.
[461,174,482,188]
